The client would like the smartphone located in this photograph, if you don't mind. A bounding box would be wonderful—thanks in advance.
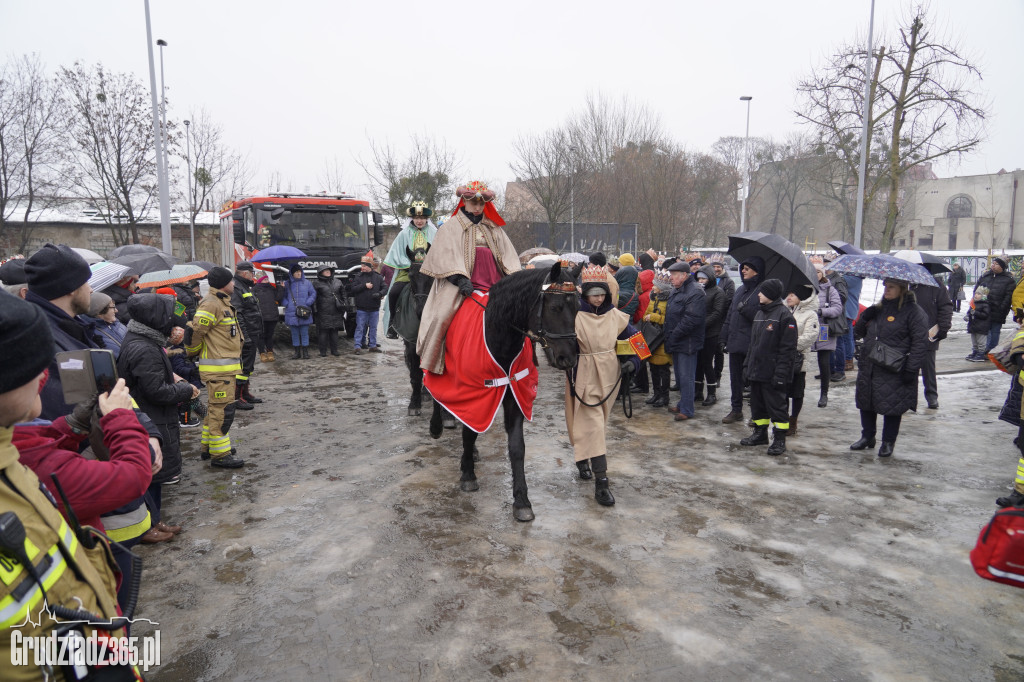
[55,349,119,405]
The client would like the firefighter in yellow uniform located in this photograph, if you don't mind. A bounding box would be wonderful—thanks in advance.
[0,293,139,681]
[186,266,246,469]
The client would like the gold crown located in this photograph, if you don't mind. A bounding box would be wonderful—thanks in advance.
[580,264,607,284]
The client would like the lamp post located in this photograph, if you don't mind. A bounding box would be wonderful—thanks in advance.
[144,1,171,251]
[739,96,753,233]
[569,144,577,253]
[184,119,194,260]
[853,0,877,249]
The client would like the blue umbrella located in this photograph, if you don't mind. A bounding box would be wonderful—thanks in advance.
[250,245,307,262]
[827,254,938,287]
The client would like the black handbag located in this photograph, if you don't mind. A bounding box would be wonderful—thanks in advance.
[295,305,312,320]
[867,338,907,373]
[640,320,665,351]
[827,313,849,337]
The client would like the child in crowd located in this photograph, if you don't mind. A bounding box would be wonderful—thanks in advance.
[966,286,991,362]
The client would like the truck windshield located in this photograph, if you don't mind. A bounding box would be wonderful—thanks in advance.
[256,208,367,249]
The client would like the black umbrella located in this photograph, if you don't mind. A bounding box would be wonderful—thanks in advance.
[727,232,819,297]
[827,240,867,256]
[108,244,165,259]
[891,250,952,275]
[187,260,219,272]
[111,251,177,276]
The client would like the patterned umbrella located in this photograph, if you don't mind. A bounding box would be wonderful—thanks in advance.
[87,261,131,292]
[827,254,938,287]
[727,231,819,296]
[559,252,589,264]
[137,264,208,288]
[891,250,952,275]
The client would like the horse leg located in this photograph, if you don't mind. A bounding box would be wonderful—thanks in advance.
[442,408,457,429]
[460,426,479,492]
[429,401,443,439]
[405,341,422,416]
[503,394,534,522]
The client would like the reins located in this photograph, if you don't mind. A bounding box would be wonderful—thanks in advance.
[565,367,633,418]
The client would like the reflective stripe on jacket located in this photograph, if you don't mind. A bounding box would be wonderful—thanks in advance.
[186,291,242,371]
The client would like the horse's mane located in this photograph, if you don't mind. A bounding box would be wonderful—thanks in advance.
[487,266,567,327]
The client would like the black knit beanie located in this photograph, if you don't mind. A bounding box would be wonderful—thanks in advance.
[759,278,784,301]
[25,244,91,300]
[589,252,607,268]
[0,291,55,394]
[0,259,27,285]
[207,266,233,290]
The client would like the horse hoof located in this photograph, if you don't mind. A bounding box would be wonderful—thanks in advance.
[473,447,480,462]
[460,480,479,492]
[408,407,421,416]
[513,506,535,522]
[442,417,457,429]
[430,427,442,439]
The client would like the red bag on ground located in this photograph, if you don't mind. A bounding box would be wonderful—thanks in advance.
[970,507,1024,588]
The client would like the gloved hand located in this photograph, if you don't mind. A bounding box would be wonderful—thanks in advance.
[447,274,473,297]
[901,370,918,385]
[620,360,635,379]
[773,377,788,389]
[860,306,880,322]
[719,340,727,353]
[66,396,98,434]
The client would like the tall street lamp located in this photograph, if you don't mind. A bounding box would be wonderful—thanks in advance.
[184,119,194,260]
[144,1,171,250]
[569,144,577,253]
[739,96,753,233]
[853,0,877,249]
[156,38,172,248]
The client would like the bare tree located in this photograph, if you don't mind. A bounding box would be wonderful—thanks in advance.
[798,6,986,250]
[509,127,578,245]
[359,134,460,221]
[318,155,346,195]
[0,57,28,253]
[181,108,252,220]
[58,62,160,246]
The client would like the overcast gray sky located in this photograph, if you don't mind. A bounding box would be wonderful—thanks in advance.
[3,0,1022,202]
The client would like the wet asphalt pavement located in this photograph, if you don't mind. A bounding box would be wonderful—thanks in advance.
[135,327,1024,681]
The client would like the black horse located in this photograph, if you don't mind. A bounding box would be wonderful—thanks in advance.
[428,262,580,522]
[395,246,435,417]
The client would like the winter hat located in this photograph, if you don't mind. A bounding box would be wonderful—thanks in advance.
[588,252,607,268]
[994,257,1008,271]
[638,252,654,270]
[360,250,375,266]
[235,261,255,272]
[667,261,690,273]
[618,253,636,267]
[155,287,177,298]
[25,244,91,300]
[760,278,784,301]
[653,271,672,291]
[88,292,113,318]
[288,262,304,276]
[0,259,27,285]
[606,255,620,270]
[740,256,765,276]
[207,266,233,290]
[0,290,55,395]
[688,258,704,269]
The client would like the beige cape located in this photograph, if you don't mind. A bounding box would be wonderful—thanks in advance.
[416,210,521,373]
[564,306,629,462]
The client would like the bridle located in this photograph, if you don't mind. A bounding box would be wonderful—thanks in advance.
[522,279,579,350]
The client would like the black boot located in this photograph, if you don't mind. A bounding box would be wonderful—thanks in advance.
[292,346,301,359]
[386,326,398,340]
[591,455,615,506]
[877,441,895,458]
[766,427,787,455]
[234,384,254,411]
[996,489,1024,508]
[740,425,769,446]
[850,434,876,450]
[702,386,717,407]
[694,381,704,403]
[241,383,262,404]
[576,459,593,480]
[817,389,828,408]
[302,346,310,359]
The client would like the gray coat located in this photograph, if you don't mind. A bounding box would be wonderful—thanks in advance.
[811,279,843,352]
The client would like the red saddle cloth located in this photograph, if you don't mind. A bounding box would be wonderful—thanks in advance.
[423,291,538,433]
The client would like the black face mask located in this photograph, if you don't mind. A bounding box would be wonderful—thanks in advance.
[461,207,484,224]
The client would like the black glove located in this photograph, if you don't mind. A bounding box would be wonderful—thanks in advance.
[447,274,473,297]
[860,306,880,322]
[67,397,98,434]
[901,370,918,385]
[935,330,948,341]
[620,360,635,378]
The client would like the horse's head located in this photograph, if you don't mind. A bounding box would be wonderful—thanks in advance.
[533,261,580,371]
[406,245,432,317]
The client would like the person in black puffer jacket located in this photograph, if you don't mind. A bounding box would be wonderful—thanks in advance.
[253,274,282,359]
[720,256,765,423]
[230,262,265,407]
[172,280,200,320]
[973,258,1015,351]
[695,265,727,406]
[851,279,930,458]
[346,254,386,352]
[740,279,797,456]
[312,266,346,356]
[117,293,196,533]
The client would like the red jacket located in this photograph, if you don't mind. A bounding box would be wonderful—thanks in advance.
[13,409,153,532]
[633,270,655,324]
